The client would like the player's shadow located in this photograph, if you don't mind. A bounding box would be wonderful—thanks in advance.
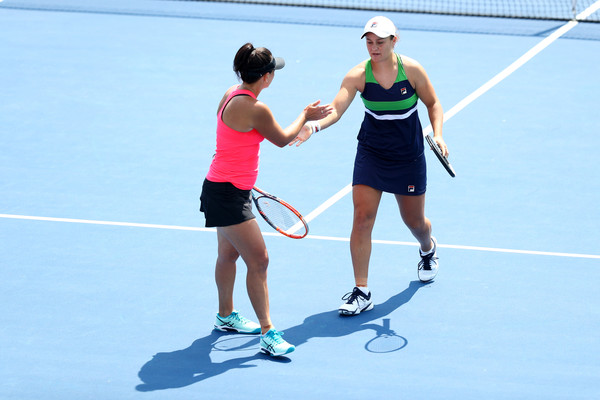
[283,280,425,346]
[135,331,284,392]
[135,280,426,392]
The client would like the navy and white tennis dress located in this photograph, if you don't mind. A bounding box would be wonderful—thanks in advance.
[353,54,426,195]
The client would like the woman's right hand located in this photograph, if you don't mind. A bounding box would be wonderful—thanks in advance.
[304,100,333,121]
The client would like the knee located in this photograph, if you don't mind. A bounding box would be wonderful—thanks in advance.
[248,251,269,274]
[353,208,377,232]
[218,248,240,265]
[403,215,428,232]
[258,251,269,270]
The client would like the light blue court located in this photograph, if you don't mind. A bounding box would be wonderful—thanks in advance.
[1,1,599,399]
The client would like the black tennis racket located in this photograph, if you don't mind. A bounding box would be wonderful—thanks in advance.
[426,134,456,177]
[251,187,309,239]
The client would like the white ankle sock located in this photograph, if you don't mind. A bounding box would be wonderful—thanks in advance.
[420,239,435,255]
[357,286,370,295]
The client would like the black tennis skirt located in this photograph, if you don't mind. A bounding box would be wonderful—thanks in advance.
[352,146,427,196]
[199,179,255,227]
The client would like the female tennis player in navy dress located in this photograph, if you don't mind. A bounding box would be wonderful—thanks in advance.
[291,16,450,315]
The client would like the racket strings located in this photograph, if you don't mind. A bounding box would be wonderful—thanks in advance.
[257,197,306,235]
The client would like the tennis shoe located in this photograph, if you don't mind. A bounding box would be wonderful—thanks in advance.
[260,329,295,356]
[418,236,439,282]
[338,287,373,316]
[214,311,260,334]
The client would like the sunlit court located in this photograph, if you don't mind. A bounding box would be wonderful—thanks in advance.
[1,0,599,398]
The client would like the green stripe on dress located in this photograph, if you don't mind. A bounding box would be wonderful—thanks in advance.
[364,54,407,83]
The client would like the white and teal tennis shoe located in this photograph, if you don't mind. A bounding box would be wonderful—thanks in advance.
[260,329,295,356]
[214,311,261,334]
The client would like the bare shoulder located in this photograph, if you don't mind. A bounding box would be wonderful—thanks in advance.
[400,54,430,88]
[347,60,367,79]
[343,60,368,90]
[249,99,273,123]
[252,99,269,112]
[400,55,424,73]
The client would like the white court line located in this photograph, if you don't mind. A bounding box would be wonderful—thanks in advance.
[285,184,353,235]
[303,184,353,223]
[0,213,217,232]
[307,234,600,259]
[578,1,600,19]
[1,213,599,259]
[299,1,600,226]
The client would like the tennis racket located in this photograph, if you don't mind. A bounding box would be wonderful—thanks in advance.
[425,134,456,177]
[251,187,309,239]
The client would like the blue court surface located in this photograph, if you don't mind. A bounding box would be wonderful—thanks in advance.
[1,1,599,399]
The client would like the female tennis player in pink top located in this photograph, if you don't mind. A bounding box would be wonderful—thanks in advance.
[200,43,332,356]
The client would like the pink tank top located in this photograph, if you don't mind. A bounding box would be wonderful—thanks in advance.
[206,87,265,190]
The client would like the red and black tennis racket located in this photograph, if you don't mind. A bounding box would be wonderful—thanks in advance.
[426,134,456,177]
[251,187,309,239]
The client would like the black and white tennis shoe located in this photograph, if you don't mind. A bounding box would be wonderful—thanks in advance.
[338,287,373,315]
[418,236,439,282]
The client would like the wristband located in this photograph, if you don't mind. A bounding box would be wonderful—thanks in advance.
[309,121,321,134]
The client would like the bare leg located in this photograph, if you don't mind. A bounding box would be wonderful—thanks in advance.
[215,229,239,317]
[350,185,383,287]
[217,219,272,334]
[394,193,433,252]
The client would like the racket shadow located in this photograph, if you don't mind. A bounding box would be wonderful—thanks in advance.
[364,318,408,353]
[283,280,427,348]
[135,331,289,392]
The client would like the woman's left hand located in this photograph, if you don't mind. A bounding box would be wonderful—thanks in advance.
[289,123,313,147]
[434,136,449,158]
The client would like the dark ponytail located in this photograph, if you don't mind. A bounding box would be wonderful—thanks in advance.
[233,42,274,84]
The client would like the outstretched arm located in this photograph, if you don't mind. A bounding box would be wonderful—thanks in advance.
[289,63,365,147]
[253,100,333,148]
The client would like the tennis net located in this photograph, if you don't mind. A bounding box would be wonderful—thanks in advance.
[190,0,600,21]
[2,0,599,28]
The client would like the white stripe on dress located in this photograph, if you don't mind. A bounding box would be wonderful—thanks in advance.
[364,104,418,121]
